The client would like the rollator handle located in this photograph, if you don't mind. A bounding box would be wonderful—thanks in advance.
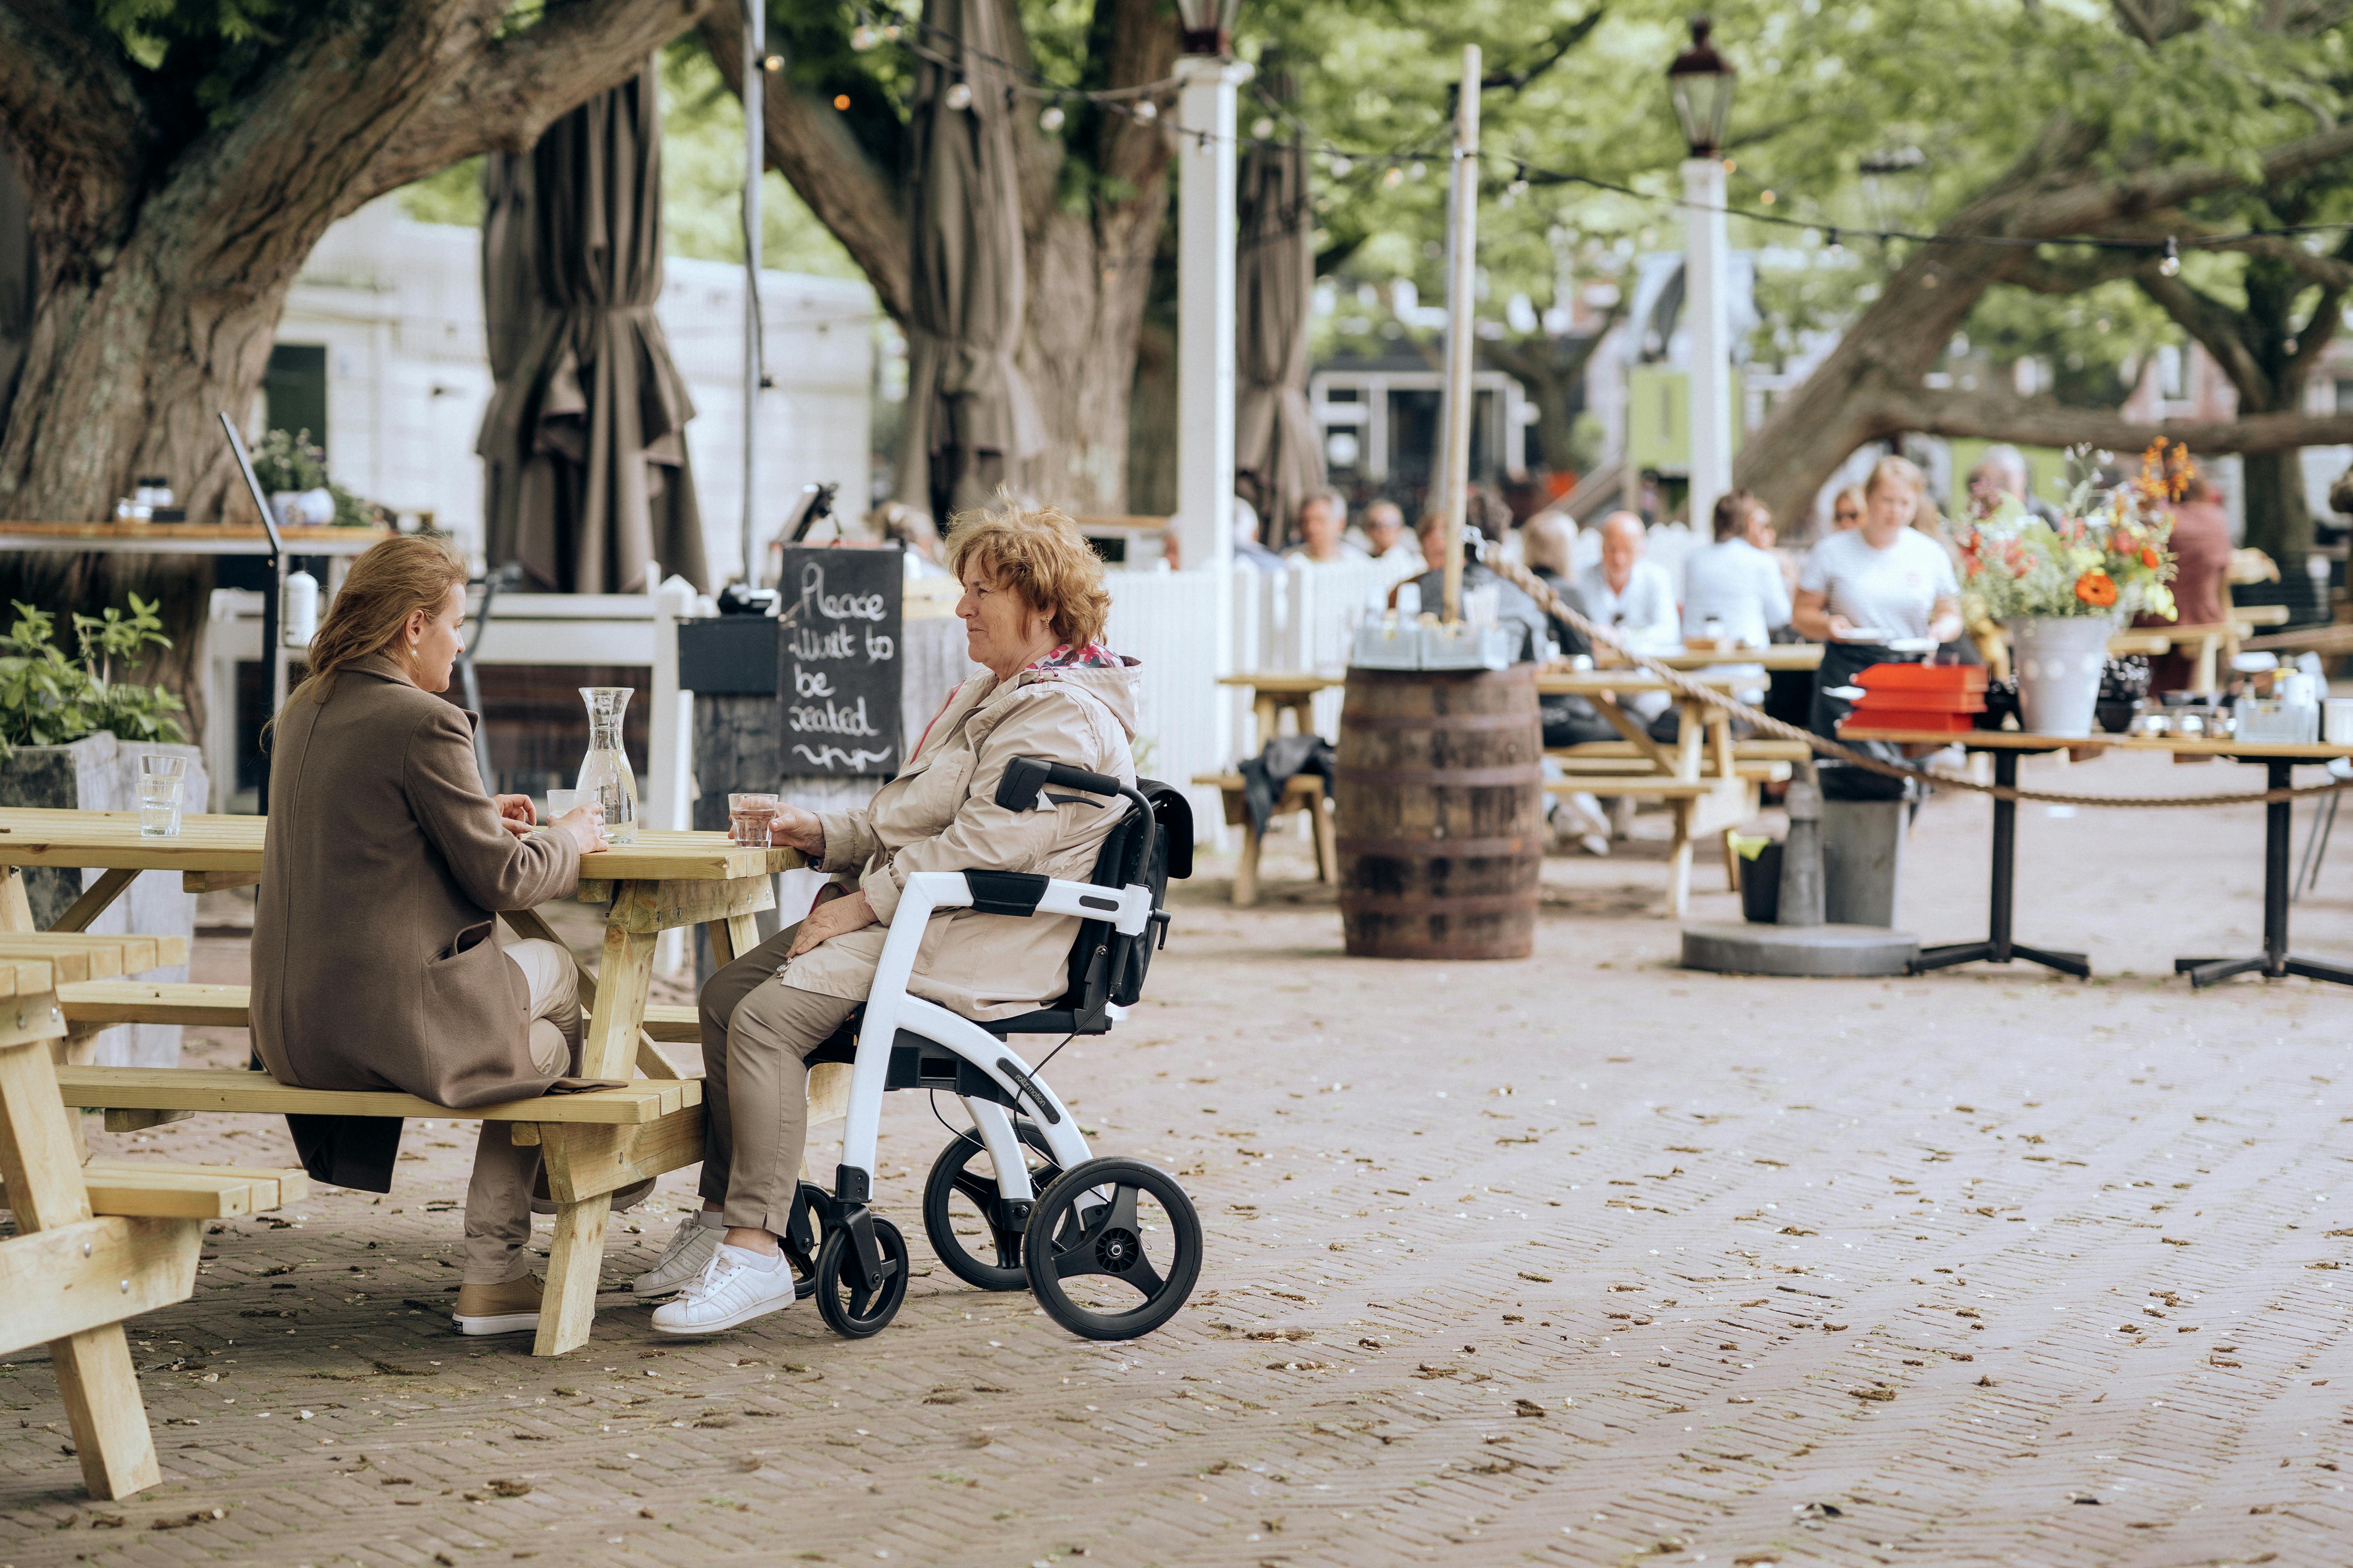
[995,755,1121,812]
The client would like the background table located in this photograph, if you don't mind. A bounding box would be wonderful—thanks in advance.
[1843,729,2353,986]
[0,809,802,1354]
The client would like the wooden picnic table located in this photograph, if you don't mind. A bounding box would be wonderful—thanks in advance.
[1843,727,2353,987]
[0,808,803,1356]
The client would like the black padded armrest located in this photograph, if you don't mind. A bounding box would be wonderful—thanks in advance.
[963,870,1050,916]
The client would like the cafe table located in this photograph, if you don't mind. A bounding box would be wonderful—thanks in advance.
[1840,728,2353,987]
[0,808,800,1354]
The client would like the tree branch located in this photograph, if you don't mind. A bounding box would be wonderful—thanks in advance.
[699,16,910,324]
[0,0,153,243]
[2135,268,2274,405]
[1480,8,1605,93]
[363,0,723,199]
[1881,384,2353,455]
[2006,249,2148,294]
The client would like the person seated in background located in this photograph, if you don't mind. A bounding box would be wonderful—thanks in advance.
[1522,510,1613,855]
[2143,472,2233,693]
[1681,490,1791,649]
[1577,512,1681,660]
[1232,497,1285,572]
[1285,488,1370,565]
[1405,498,1549,662]
[1966,445,2059,522]
[1829,485,1866,532]
[1350,499,1424,572]
[1521,511,1592,662]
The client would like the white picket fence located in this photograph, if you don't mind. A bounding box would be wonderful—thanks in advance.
[1103,558,1410,839]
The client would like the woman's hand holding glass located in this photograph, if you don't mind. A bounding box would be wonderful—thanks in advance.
[763,802,826,856]
[555,801,609,855]
[492,793,537,839]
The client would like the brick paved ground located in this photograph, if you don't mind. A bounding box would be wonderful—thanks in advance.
[2,749,2349,1568]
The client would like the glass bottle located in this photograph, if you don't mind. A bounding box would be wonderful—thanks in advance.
[577,687,640,844]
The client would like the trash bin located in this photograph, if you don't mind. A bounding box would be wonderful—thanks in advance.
[1821,798,1906,927]
[1739,842,1782,924]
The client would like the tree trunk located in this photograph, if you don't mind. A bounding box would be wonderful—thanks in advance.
[2240,447,2310,569]
[1017,202,1166,514]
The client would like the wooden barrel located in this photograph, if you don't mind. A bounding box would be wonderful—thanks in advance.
[1335,665,1545,960]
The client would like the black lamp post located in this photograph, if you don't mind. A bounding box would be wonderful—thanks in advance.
[1666,16,1735,157]
[1175,0,1240,56]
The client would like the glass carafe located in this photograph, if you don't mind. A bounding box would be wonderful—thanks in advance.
[577,687,640,844]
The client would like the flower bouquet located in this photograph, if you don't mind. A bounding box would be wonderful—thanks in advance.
[1953,441,2189,736]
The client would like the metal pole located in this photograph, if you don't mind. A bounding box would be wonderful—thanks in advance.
[1437,45,1480,624]
[741,0,765,587]
[1681,154,1731,538]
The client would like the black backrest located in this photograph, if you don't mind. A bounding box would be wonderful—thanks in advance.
[1054,776,1194,1016]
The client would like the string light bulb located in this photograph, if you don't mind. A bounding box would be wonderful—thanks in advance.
[762,53,782,72]
[1409,161,1427,181]
[1039,104,1066,132]
[1508,165,1531,197]
[944,80,973,111]
[850,24,875,50]
[1132,99,1157,123]
[1328,155,1353,177]
[2159,237,2181,277]
[1252,116,1276,139]
[1383,165,1404,189]
[1826,226,1844,256]
[833,93,851,111]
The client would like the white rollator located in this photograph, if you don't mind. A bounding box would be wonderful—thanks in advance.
[780,756,1202,1341]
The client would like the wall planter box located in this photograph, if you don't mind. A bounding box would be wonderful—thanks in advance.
[0,733,207,1066]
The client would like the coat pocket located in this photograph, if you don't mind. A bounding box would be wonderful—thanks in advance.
[434,919,496,964]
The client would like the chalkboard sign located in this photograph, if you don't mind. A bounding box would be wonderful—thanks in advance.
[776,546,904,776]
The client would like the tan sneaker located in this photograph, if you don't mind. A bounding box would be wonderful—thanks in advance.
[453,1274,542,1336]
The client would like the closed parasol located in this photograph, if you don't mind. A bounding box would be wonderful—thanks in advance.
[893,0,1045,523]
[477,59,707,594]
[1232,122,1323,548]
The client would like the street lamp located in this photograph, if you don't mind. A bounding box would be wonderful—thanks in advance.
[1175,0,1240,56]
[1667,15,1735,541]
[1666,17,1735,158]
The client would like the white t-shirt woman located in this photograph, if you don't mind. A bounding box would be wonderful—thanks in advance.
[1793,461,1961,644]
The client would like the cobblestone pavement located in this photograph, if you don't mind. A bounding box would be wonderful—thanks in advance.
[2,751,2350,1568]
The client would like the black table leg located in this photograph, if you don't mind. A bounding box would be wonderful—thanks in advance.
[1912,749,2089,978]
[2177,759,2353,989]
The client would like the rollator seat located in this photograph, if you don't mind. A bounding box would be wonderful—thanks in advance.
[805,778,1193,1065]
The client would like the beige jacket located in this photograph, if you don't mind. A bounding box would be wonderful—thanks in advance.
[251,655,582,1107]
[791,654,1141,1019]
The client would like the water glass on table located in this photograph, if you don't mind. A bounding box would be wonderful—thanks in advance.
[729,793,780,847]
[137,754,186,837]
[543,789,580,832]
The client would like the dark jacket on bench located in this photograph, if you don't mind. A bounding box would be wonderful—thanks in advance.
[252,653,582,1188]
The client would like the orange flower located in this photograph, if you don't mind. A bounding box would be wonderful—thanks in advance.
[2140,546,2160,569]
[2075,570,2118,607]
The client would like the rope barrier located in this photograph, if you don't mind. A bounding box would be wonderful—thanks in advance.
[1485,556,2353,810]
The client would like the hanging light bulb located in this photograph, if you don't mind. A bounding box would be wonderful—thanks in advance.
[1328,155,1352,178]
[850,23,876,50]
[762,54,783,72]
[1508,165,1530,198]
[881,22,900,40]
[1040,104,1067,132]
[944,80,973,111]
[1826,226,1844,256]
[1409,161,1427,181]
[2159,236,2181,277]
[1383,165,1405,189]
[1132,99,1158,123]
[1252,116,1276,140]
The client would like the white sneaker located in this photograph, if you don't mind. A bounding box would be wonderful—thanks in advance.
[650,1243,800,1335]
[632,1213,723,1298]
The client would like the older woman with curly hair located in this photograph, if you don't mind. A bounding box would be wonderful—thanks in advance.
[641,500,1141,1335]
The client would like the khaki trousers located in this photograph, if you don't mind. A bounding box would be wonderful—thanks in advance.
[461,938,580,1284]
[696,924,859,1237]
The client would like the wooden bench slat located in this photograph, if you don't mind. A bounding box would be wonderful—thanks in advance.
[60,981,251,1027]
[55,1066,696,1124]
[0,1160,306,1219]
[0,934,187,983]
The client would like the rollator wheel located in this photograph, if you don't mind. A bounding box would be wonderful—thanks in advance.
[921,1124,1062,1292]
[1023,1158,1202,1342]
[814,1216,908,1339]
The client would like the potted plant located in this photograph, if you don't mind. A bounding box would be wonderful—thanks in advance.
[249,427,336,527]
[0,597,203,1064]
[1955,441,2185,737]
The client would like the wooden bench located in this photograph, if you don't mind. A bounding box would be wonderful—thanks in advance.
[1192,771,1336,907]
[58,980,703,1043]
[0,954,301,1499]
[0,932,188,983]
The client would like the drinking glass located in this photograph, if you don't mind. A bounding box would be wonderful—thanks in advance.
[729,793,780,846]
[544,788,580,829]
[137,754,186,838]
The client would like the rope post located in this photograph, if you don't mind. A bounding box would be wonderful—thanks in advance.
[1437,43,1480,624]
[1778,764,1825,927]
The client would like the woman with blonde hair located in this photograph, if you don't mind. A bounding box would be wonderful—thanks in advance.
[251,535,611,1336]
[1792,455,1962,734]
[639,499,1142,1336]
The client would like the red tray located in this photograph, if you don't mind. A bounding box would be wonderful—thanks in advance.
[1855,662,1987,692]
[1840,709,1976,734]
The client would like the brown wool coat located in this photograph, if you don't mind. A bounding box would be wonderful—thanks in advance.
[251,654,582,1108]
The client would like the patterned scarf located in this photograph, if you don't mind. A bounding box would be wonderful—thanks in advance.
[1027,642,1127,671]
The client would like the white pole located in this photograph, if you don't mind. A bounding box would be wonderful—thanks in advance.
[1436,45,1480,623]
[741,0,765,587]
[1174,55,1251,767]
[1682,154,1731,540]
